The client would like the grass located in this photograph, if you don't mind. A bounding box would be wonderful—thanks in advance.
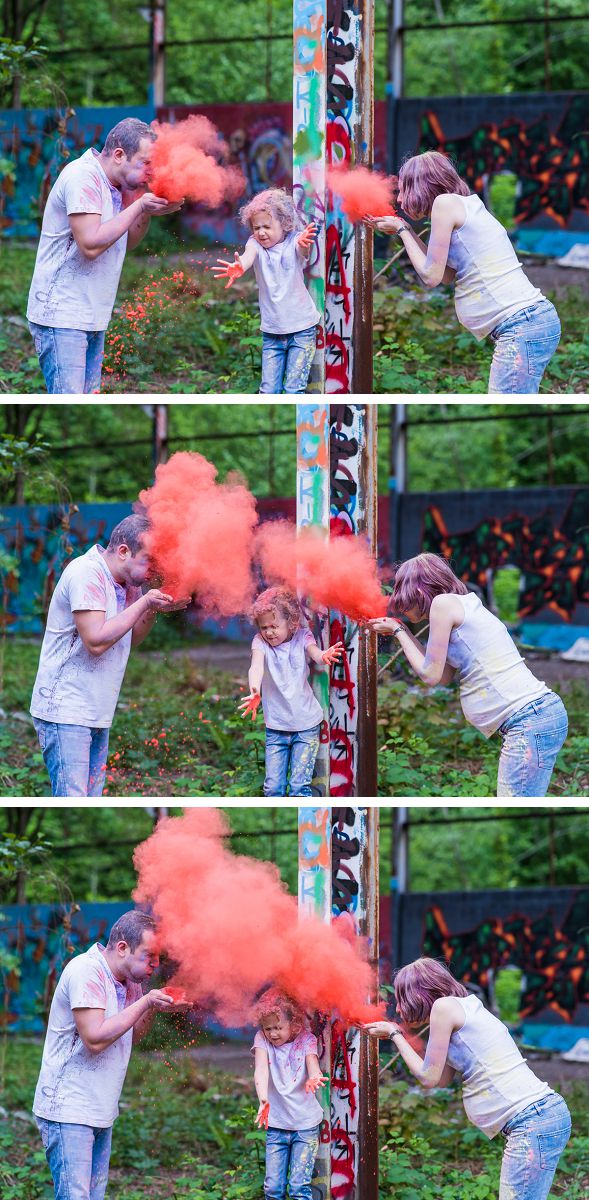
[2,240,587,394]
[1,636,587,797]
[1,1035,588,1200]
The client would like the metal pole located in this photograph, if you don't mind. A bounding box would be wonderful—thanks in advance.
[389,402,406,563]
[325,2,373,394]
[391,806,408,971]
[329,404,377,798]
[293,0,327,392]
[298,806,332,1200]
[387,0,404,174]
[331,807,379,1200]
[153,403,168,467]
[297,403,331,795]
[149,0,166,108]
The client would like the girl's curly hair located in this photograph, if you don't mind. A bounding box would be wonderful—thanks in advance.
[254,987,306,1033]
[252,586,302,636]
[239,187,301,234]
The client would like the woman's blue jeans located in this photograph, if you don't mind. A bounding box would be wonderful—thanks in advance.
[488,299,560,394]
[36,1118,113,1200]
[260,325,317,393]
[264,1125,321,1200]
[264,725,321,796]
[499,1092,571,1200]
[497,691,568,797]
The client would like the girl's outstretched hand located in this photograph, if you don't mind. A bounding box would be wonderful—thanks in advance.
[367,617,404,635]
[297,221,317,249]
[238,690,261,720]
[256,1100,270,1128]
[212,253,245,288]
[321,640,345,665]
[305,1073,329,1094]
[363,1021,401,1038]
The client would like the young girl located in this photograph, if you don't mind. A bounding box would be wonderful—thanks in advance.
[213,187,320,394]
[365,151,561,394]
[367,552,568,797]
[238,586,343,797]
[365,958,571,1200]
[253,987,327,1200]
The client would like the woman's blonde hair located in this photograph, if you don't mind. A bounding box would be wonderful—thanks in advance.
[399,150,470,219]
[239,187,300,233]
[390,552,468,620]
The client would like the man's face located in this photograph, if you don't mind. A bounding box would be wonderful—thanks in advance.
[119,929,160,982]
[116,537,152,587]
[115,137,155,190]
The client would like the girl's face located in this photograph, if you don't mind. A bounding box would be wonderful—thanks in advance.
[258,609,291,647]
[251,209,285,249]
[261,1011,294,1047]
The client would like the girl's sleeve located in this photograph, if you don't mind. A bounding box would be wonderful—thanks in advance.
[252,633,266,652]
[302,628,317,650]
[245,236,259,259]
[252,1029,267,1053]
[301,1030,319,1055]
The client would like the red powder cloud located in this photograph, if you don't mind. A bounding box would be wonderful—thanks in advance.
[327,164,396,223]
[148,115,246,206]
[138,451,258,615]
[255,522,387,622]
[133,808,383,1026]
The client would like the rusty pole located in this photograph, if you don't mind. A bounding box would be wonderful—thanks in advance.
[353,0,375,396]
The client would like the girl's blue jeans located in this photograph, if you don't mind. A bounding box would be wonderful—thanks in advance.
[497,691,568,797]
[264,1125,321,1200]
[264,725,321,796]
[36,1118,113,1200]
[488,299,560,394]
[260,325,317,393]
[499,1092,571,1200]
[29,322,105,394]
[33,718,109,797]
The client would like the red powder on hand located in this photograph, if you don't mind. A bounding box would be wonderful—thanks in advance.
[148,116,246,206]
[162,985,187,1003]
[255,523,387,622]
[138,452,258,617]
[327,164,396,223]
[133,809,385,1028]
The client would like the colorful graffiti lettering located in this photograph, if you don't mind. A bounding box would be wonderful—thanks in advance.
[419,94,589,228]
[423,890,589,1022]
[293,1,327,391]
[422,489,589,619]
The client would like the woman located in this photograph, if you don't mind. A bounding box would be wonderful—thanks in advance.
[367,552,568,797]
[365,957,571,1200]
[366,150,560,393]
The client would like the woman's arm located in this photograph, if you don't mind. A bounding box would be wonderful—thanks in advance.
[369,594,462,687]
[365,997,462,1088]
[368,194,463,287]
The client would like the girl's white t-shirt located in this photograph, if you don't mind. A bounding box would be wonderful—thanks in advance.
[445,592,548,737]
[252,1029,323,1130]
[445,994,551,1138]
[253,627,323,732]
[249,231,321,334]
[446,193,543,340]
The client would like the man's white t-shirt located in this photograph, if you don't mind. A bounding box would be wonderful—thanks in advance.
[27,149,128,332]
[30,545,141,729]
[33,943,143,1128]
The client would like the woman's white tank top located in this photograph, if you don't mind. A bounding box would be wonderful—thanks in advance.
[446,994,551,1138]
[445,592,548,737]
[446,194,543,340]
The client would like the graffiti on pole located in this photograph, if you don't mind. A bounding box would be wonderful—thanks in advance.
[423,890,589,1021]
[293,0,327,390]
[422,489,589,619]
[299,806,332,1200]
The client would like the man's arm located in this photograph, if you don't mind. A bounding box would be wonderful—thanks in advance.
[73,989,174,1055]
[131,596,190,647]
[74,589,179,657]
[69,195,182,261]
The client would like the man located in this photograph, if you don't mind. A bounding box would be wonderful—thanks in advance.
[33,909,182,1200]
[27,117,182,393]
[30,513,187,796]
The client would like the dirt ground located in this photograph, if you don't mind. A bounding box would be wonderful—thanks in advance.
[524,263,589,297]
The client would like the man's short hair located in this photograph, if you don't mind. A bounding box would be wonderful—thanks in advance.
[106,910,156,952]
[107,514,150,555]
[103,118,156,159]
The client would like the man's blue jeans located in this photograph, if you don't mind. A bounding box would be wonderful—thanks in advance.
[33,719,109,797]
[265,1125,321,1200]
[260,325,317,394]
[499,1093,571,1200]
[36,1117,113,1200]
[264,725,321,797]
[29,321,105,393]
[488,299,560,394]
[497,691,568,797]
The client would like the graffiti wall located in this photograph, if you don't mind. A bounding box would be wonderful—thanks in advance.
[2,99,387,244]
[293,2,327,391]
[390,90,589,232]
[394,887,589,1032]
[393,486,589,625]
